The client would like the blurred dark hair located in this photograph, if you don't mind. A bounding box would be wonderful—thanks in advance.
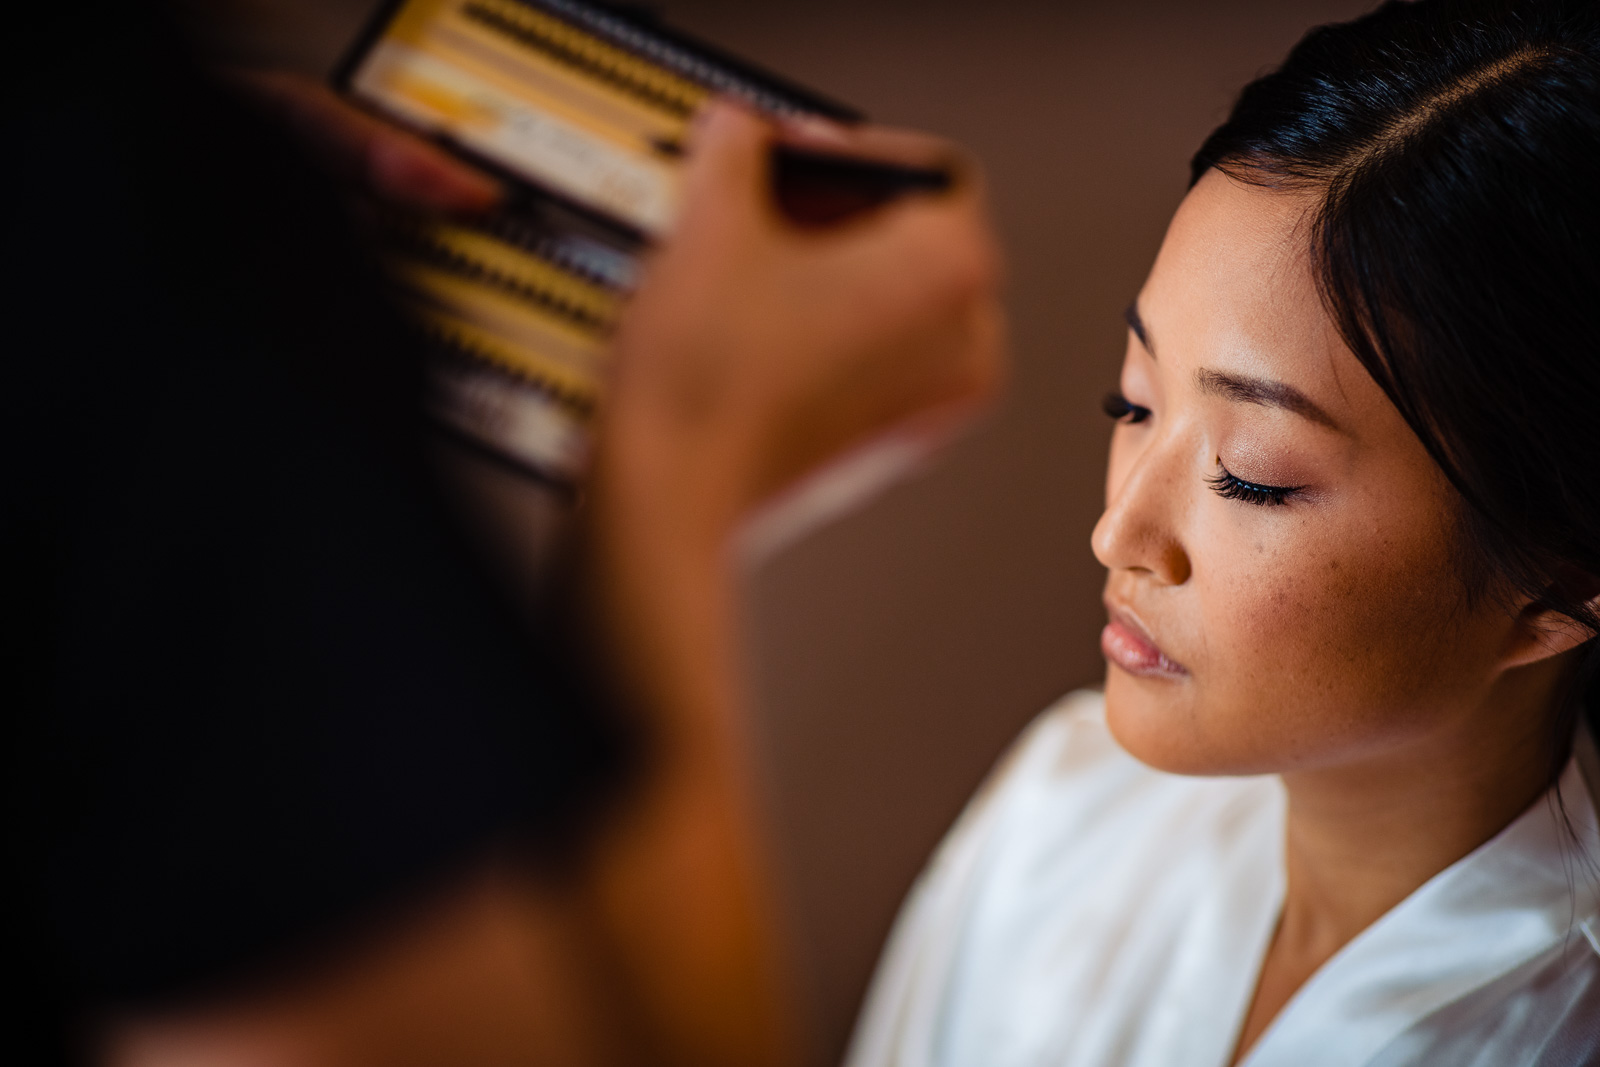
[1192,0,1600,760]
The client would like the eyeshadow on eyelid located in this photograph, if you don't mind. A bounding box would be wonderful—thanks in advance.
[1218,438,1310,487]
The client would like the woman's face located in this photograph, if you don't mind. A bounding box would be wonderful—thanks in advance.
[1095,170,1518,776]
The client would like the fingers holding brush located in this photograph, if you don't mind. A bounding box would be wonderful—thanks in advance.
[601,98,1007,531]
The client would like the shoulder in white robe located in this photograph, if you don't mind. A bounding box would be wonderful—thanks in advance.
[846,690,1600,1067]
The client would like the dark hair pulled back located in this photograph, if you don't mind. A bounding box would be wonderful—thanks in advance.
[1192,0,1600,758]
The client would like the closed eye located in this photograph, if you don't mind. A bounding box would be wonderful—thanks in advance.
[1103,391,1151,425]
[1207,463,1303,507]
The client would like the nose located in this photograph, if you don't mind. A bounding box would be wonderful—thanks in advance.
[1091,439,1191,587]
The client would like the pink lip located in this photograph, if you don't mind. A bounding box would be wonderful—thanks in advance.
[1101,606,1188,679]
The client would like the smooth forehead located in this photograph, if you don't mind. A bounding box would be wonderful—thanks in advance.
[1142,169,1346,387]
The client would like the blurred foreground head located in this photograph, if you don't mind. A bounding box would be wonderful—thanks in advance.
[7,2,1003,1066]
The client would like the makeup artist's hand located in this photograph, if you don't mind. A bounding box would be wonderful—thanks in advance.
[600,101,1007,540]
[232,70,503,214]
[561,101,1004,1067]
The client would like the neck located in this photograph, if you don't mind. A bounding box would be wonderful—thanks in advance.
[1226,655,1581,1067]
[1275,657,1572,956]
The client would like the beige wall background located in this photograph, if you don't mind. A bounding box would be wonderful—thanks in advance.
[186,1,1372,1060]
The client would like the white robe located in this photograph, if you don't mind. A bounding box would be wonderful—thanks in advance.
[846,690,1600,1067]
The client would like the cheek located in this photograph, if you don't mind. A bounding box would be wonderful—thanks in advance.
[1189,507,1480,766]
[1109,497,1487,777]
[1207,527,1371,691]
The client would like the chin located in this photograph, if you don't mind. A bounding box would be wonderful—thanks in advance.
[1101,667,1251,777]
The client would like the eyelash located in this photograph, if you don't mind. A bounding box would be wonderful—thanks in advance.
[1103,393,1302,507]
[1102,391,1151,424]
[1207,464,1303,507]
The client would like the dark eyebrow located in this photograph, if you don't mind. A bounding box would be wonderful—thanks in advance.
[1196,368,1341,431]
[1123,302,1152,356]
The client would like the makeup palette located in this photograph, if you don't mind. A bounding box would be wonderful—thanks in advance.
[338,0,950,485]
